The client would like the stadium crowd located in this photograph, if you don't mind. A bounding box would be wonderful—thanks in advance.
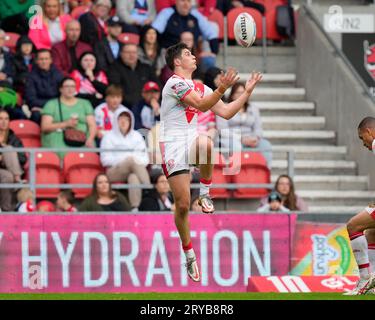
[0,0,303,213]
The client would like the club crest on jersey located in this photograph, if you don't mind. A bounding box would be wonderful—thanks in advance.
[167,159,175,169]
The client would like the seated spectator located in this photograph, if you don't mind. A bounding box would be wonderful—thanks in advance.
[0,108,27,211]
[133,81,160,130]
[25,49,64,124]
[70,51,108,107]
[16,188,35,213]
[28,0,73,49]
[216,0,265,16]
[12,35,35,94]
[138,25,165,77]
[139,172,174,211]
[108,43,158,109]
[94,15,123,73]
[41,77,97,158]
[216,82,273,168]
[56,190,78,212]
[0,29,15,88]
[51,19,92,76]
[257,190,290,213]
[79,0,112,47]
[116,0,157,34]
[100,109,151,212]
[95,85,132,139]
[79,173,131,211]
[152,0,219,55]
[37,200,56,212]
[259,175,308,212]
[147,121,162,168]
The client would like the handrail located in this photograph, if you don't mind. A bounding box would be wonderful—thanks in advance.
[302,3,375,103]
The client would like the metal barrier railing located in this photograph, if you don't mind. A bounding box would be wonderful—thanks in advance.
[0,147,295,204]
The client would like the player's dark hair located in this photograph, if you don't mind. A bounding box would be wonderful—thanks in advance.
[165,42,189,71]
[358,117,375,130]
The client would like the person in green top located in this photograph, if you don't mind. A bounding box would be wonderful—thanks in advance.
[41,76,97,158]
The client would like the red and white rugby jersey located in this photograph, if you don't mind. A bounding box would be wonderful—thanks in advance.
[159,74,213,142]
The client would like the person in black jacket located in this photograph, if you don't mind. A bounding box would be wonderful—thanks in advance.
[139,172,174,212]
[0,108,27,211]
[93,15,123,73]
[107,43,159,109]
[0,29,15,88]
[24,49,64,124]
[79,0,112,47]
[12,35,36,94]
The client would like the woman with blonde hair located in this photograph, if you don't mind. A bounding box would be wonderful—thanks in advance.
[29,0,73,49]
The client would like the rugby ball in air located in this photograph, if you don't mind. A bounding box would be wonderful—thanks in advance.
[234,12,257,48]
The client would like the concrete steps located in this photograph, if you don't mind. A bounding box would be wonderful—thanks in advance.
[298,190,375,207]
[272,145,347,160]
[262,116,325,130]
[256,102,315,116]
[271,160,357,176]
[239,73,296,87]
[264,130,336,145]
[271,175,369,191]
[252,87,306,101]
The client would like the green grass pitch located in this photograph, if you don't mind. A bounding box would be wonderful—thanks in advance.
[0,292,374,300]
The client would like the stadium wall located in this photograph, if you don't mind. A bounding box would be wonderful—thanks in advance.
[296,7,375,188]
[0,213,357,293]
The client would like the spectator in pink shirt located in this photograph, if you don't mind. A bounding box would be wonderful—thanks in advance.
[28,0,72,49]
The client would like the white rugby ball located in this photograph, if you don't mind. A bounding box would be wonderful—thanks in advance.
[234,12,257,48]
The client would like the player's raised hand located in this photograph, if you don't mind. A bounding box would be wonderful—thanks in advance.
[245,71,263,93]
[218,67,240,91]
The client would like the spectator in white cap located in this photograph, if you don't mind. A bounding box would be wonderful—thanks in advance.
[79,0,112,47]
[133,81,160,130]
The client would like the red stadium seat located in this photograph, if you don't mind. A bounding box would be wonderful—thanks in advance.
[232,152,270,199]
[254,0,288,41]
[227,7,263,42]
[4,32,20,53]
[199,8,224,40]
[63,152,104,198]
[35,152,62,198]
[9,120,41,148]
[71,5,90,19]
[118,33,140,45]
[210,153,231,199]
[155,0,174,13]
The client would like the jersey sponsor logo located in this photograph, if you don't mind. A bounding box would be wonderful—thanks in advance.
[171,82,189,99]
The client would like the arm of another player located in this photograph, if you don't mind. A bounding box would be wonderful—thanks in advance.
[211,71,263,120]
[182,67,239,112]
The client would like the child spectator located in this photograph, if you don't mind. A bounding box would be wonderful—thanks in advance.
[100,109,150,212]
[95,85,132,139]
[56,190,77,212]
[16,188,35,212]
[133,81,160,130]
[257,190,290,213]
[259,175,308,212]
[36,200,56,212]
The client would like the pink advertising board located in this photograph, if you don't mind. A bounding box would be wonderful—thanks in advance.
[0,213,295,292]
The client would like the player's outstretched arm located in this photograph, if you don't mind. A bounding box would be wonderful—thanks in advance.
[182,67,240,112]
[211,71,262,120]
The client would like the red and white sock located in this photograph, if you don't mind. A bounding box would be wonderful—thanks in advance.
[200,178,212,197]
[368,243,375,272]
[350,232,370,279]
[182,241,195,260]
